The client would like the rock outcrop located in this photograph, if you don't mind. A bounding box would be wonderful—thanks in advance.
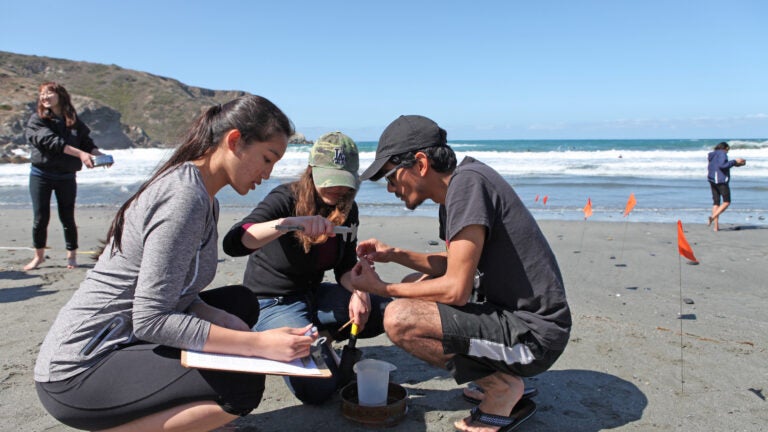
[0,51,310,163]
[1,96,136,163]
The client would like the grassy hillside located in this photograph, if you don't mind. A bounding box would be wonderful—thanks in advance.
[0,51,250,146]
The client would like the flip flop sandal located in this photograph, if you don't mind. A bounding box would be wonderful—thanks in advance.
[464,398,537,432]
[462,382,538,405]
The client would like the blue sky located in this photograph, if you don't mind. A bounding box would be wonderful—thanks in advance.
[2,0,766,140]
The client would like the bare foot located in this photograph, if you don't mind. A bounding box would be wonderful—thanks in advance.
[463,387,485,402]
[23,256,45,271]
[66,251,78,269]
[464,382,537,405]
[463,383,485,402]
[707,216,713,226]
[454,373,523,431]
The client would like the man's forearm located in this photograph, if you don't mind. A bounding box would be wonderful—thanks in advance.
[390,248,447,276]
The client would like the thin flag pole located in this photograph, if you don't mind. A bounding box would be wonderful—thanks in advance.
[678,252,684,394]
[676,220,698,394]
[616,193,636,266]
[577,198,593,254]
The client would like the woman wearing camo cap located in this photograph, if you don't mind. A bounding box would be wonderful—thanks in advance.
[222,131,391,404]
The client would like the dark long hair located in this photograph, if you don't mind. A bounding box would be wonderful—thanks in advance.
[106,95,293,255]
[37,82,78,128]
[290,166,356,253]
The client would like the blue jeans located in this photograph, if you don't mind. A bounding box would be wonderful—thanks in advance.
[253,283,390,404]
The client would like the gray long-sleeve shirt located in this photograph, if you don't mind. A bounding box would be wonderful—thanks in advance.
[35,163,219,382]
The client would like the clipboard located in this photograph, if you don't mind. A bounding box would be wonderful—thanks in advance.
[181,337,332,378]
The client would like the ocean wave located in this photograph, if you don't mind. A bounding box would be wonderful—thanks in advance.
[727,139,768,149]
[2,142,766,187]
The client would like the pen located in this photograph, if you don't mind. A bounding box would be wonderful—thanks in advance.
[300,326,318,367]
[337,319,353,333]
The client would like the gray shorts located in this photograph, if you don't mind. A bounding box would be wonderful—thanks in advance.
[437,302,564,384]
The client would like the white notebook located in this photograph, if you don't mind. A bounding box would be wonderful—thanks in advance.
[181,350,332,377]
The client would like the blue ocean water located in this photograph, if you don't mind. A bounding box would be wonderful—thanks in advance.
[2,139,767,225]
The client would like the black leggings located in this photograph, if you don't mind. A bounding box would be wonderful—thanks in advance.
[29,174,78,250]
[36,285,263,431]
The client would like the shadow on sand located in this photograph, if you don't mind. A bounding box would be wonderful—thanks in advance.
[0,283,57,303]
[232,347,647,432]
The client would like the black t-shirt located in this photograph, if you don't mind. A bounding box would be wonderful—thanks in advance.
[222,183,359,297]
[439,157,571,350]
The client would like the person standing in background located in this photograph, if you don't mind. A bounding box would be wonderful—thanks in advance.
[24,82,110,270]
[707,141,746,232]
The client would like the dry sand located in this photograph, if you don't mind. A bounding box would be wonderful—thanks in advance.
[1,207,766,431]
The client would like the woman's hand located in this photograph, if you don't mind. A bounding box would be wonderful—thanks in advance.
[252,325,316,362]
[348,290,371,331]
[79,151,95,168]
[278,215,336,238]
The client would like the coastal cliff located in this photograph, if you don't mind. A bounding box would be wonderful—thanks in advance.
[0,51,310,163]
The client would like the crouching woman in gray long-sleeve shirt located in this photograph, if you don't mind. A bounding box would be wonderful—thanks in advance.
[34,96,310,432]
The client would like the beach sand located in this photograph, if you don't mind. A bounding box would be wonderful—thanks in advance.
[1,207,766,431]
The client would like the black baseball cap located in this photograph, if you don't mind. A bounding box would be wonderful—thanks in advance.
[360,115,447,181]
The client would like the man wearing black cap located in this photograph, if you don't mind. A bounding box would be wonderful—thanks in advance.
[350,115,571,431]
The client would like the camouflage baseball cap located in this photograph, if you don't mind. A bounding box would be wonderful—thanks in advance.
[309,131,360,190]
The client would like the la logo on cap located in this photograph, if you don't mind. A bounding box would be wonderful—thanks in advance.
[333,148,347,166]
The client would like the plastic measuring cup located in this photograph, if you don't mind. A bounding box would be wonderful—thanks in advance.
[353,359,397,407]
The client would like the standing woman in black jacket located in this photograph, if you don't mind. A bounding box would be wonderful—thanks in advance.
[24,82,109,270]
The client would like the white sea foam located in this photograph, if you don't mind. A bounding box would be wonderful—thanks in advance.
[364,148,768,179]
[2,145,766,188]
[2,144,766,225]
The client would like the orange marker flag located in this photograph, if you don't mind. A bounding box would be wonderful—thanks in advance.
[534,194,540,202]
[542,195,548,205]
[677,220,698,263]
[583,198,593,219]
[623,193,636,217]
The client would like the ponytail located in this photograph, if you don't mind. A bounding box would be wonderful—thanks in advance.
[105,95,293,255]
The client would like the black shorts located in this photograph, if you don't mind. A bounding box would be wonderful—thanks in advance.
[437,302,564,384]
[36,285,264,431]
[710,181,731,205]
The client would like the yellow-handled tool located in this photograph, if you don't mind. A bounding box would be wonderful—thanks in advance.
[338,323,362,388]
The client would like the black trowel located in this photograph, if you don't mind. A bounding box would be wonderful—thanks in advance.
[338,323,362,388]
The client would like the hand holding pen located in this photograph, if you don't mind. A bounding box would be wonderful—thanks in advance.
[300,326,319,367]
